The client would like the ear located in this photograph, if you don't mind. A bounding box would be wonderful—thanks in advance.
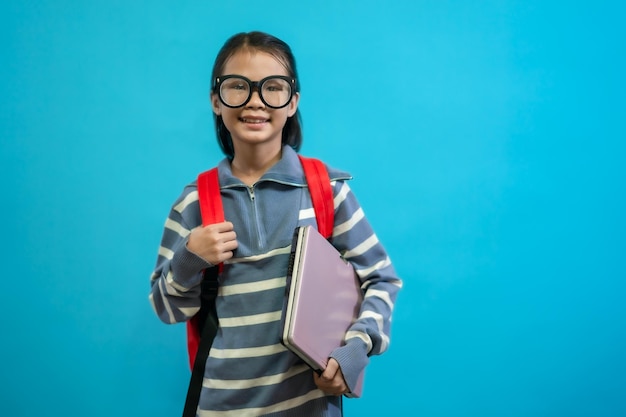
[210,92,221,115]
[287,92,300,118]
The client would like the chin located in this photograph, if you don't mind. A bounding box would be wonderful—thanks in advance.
[232,134,283,147]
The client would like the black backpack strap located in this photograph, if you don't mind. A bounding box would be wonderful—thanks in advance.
[182,268,219,417]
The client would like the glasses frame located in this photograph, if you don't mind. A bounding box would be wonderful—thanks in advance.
[214,75,296,109]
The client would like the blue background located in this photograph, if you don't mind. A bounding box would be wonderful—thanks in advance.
[1,1,625,416]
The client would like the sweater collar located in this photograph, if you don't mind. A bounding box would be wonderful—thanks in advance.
[217,146,307,188]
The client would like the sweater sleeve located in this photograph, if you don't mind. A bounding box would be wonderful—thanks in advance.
[327,180,403,395]
[148,185,213,324]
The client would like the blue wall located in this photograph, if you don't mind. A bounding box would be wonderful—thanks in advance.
[1,1,624,416]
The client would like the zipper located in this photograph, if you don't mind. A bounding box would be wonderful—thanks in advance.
[246,185,264,249]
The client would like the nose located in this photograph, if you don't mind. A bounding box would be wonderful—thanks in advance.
[245,85,265,108]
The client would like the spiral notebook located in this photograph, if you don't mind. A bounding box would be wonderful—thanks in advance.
[280,225,365,398]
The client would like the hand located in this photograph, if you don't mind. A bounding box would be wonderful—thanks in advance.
[313,358,349,396]
[187,221,238,265]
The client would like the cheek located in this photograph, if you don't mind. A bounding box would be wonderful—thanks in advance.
[274,110,292,125]
[220,110,240,127]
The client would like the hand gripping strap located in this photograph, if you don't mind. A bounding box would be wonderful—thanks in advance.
[298,155,334,239]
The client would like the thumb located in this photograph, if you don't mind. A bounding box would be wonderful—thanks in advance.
[321,358,339,380]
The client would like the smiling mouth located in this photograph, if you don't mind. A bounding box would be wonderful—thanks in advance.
[240,117,269,124]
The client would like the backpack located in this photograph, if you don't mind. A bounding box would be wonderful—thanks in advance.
[182,155,335,416]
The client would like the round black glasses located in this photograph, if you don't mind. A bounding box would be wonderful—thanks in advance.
[214,75,296,109]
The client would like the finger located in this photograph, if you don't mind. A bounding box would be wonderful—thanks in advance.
[199,226,236,245]
[313,372,334,392]
[216,251,234,263]
[200,222,234,236]
[321,359,339,380]
[213,221,235,232]
[221,239,238,251]
[220,231,238,244]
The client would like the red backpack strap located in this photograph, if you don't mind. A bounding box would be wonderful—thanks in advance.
[298,155,334,239]
[186,167,224,370]
[197,167,225,226]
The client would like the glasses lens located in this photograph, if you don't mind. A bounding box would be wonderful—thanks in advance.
[260,77,292,108]
[220,77,250,107]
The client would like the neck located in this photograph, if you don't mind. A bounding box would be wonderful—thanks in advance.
[230,144,283,186]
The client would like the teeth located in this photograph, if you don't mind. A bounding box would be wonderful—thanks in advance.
[241,118,266,123]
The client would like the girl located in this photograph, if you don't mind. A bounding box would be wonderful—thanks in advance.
[149,31,402,417]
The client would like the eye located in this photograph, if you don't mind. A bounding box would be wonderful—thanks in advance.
[265,84,283,92]
[223,79,248,91]
[263,79,289,92]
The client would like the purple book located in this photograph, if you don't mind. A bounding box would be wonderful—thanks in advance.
[281,225,365,397]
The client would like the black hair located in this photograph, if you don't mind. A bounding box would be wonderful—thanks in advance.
[211,31,302,159]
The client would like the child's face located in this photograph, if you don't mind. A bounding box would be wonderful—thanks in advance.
[211,50,299,153]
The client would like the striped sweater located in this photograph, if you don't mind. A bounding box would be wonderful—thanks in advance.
[149,146,402,416]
